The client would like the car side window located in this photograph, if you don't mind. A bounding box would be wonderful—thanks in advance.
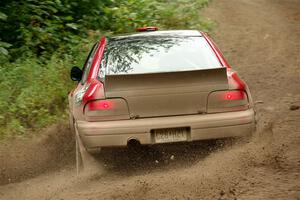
[81,43,99,84]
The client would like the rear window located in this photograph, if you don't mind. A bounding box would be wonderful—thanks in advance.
[102,36,222,75]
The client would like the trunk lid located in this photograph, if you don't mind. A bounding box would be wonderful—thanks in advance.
[104,68,228,118]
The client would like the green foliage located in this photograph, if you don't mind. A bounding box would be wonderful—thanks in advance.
[0,40,94,138]
[0,0,213,138]
[0,0,86,59]
[101,0,212,33]
[0,0,212,59]
[0,11,11,63]
[157,0,212,31]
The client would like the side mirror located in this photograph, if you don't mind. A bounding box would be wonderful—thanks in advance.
[70,66,83,81]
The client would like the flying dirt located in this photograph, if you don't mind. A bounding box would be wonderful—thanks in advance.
[0,0,299,199]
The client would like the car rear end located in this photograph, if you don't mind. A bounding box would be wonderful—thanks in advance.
[75,30,255,151]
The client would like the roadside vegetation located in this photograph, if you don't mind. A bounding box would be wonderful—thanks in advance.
[0,0,212,139]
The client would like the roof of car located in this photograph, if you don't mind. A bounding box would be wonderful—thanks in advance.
[111,30,202,40]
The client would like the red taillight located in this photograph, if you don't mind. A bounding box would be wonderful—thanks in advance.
[207,90,249,113]
[223,91,246,101]
[84,99,129,122]
[226,93,233,100]
[88,100,113,110]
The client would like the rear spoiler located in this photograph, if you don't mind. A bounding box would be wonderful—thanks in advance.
[104,68,228,94]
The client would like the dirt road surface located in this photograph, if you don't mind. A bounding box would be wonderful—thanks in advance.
[1,0,299,199]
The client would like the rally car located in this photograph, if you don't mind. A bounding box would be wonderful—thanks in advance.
[68,27,255,168]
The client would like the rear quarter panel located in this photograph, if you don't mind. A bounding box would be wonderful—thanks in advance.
[69,37,107,121]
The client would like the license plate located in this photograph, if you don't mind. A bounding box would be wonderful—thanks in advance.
[154,128,188,143]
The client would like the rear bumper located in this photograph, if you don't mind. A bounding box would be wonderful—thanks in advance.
[76,109,255,150]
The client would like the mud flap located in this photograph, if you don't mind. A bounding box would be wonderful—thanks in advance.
[74,123,103,174]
